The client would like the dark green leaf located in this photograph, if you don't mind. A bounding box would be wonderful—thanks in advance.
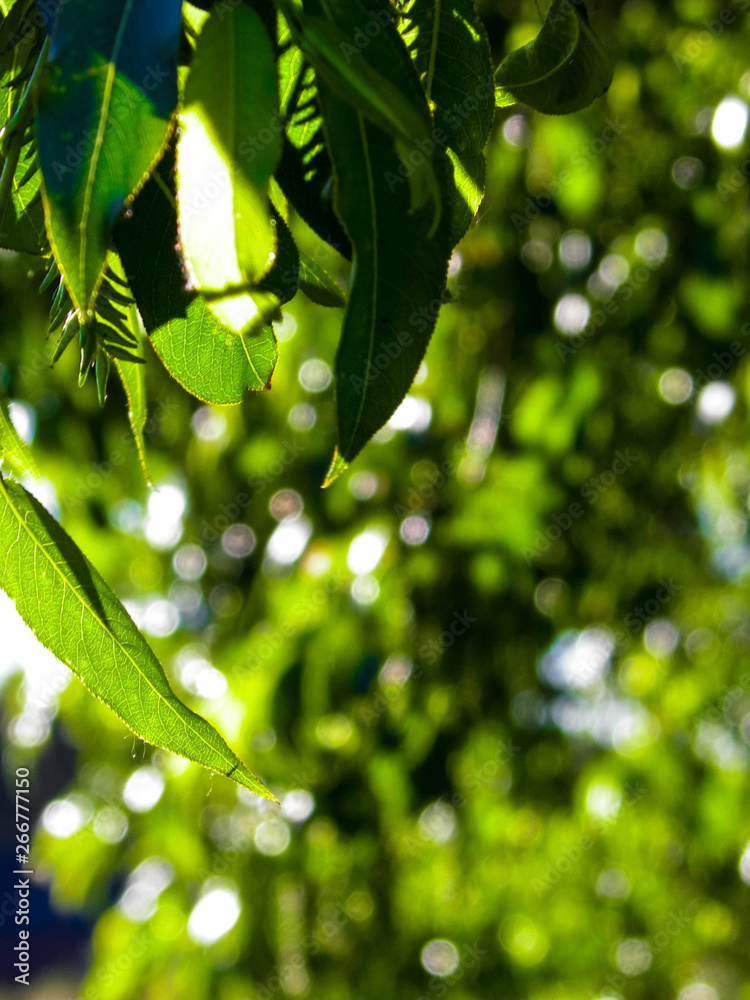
[399,0,494,244]
[256,209,300,306]
[293,0,441,229]
[298,250,345,308]
[494,0,612,115]
[316,80,453,480]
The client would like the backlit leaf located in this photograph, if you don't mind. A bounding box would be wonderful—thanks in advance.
[114,148,278,404]
[0,474,275,799]
[177,4,281,332]
[35,0,182,312]
[0,7,46,252]
[298,250,345,308]
[114,303,150,483]
[0,394,38,479]
[494,0,612,115]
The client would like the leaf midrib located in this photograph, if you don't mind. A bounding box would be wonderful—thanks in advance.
[0,474,236,772]
[343,111,378,455]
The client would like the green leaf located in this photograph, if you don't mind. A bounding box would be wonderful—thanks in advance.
[398,0,494,244]
[0,135,45,253]
[494,0,612,115]
[290,0,441,227]
[0,473,275,800]
[115,351,149,482]
[275,18,352,257]
[114,148,278,404]
[256,209,300,306]
[177,3,281,331]
[110,286,151,483]
[0,394,39,479]
[292,4,431,150]
[0,12,46,253]
[316,78,453,479]
[35,0,183,312]
[298,250,345,308]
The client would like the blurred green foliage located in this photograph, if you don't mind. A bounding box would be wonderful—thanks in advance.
[2,0,750,998]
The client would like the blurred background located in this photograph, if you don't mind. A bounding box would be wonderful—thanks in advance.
[2,0,750,997]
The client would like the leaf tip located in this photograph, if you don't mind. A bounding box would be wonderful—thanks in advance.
[322,449,348,488]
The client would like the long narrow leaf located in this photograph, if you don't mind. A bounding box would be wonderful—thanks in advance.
[317,81,453,481]
[114,300,150,483]
[178,4,281,331]
[0,474,274,799]
[35,0,182,311]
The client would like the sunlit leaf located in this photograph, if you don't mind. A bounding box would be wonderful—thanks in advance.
[114,148,278,404]
[494,0,611,115]
[0,474,275,799]
[114,304,150,483]
[177,4,281,332]
[35,0,182,312]
[0,131,45,253]
[399,0,494,244]
[0,394,38,479]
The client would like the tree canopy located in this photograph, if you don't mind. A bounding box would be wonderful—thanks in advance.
[1,0,750,998]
